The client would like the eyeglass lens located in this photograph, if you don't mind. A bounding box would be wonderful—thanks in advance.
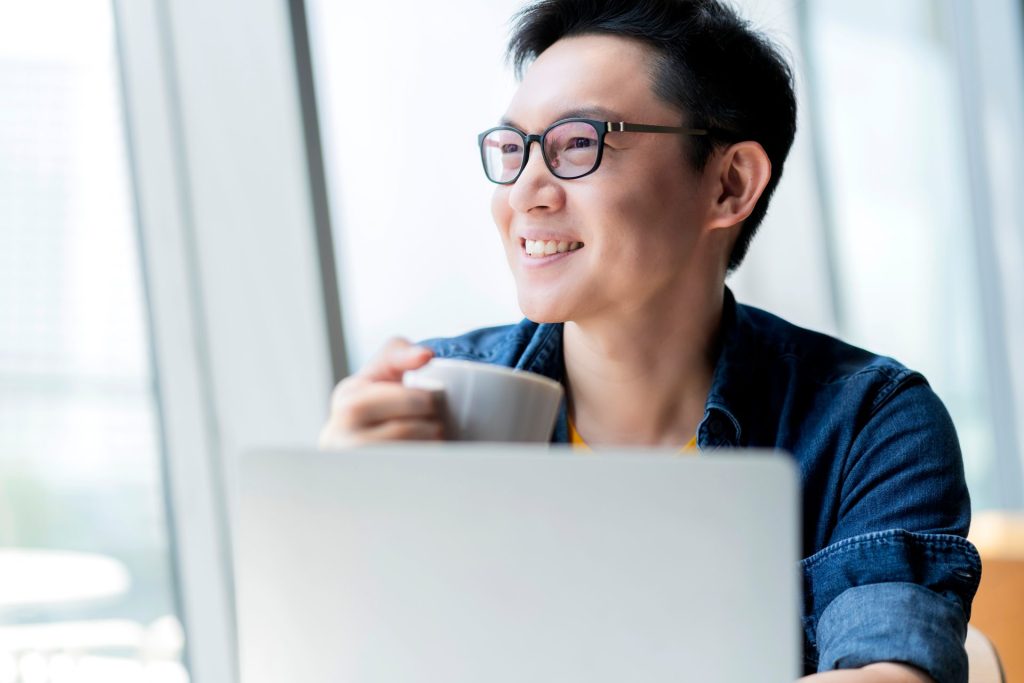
[481,120,600,183]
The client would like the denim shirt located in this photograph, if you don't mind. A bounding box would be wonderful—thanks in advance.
[421,288,981,682]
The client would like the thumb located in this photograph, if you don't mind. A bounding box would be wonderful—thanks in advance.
[360,337,434,382]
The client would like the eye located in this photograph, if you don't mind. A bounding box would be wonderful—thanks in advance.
[501,143,522,154]
[567,137,594,149]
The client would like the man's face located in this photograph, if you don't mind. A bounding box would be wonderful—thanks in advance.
[493,33,708,324]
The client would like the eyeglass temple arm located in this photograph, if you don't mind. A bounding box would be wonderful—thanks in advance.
[607,122,709,136]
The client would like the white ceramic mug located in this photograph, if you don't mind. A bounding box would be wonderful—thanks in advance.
[402,358,564,442]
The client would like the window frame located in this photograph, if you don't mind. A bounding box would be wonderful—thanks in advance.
[113,0,342,680]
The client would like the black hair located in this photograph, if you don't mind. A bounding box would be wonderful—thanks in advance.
[507,0,797,271]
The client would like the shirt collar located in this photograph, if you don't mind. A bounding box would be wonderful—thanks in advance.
[699,287,750,449]
[514,322,570,442]
[516,286,750,448]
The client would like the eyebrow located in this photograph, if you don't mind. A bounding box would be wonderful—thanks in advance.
[499,106,627,130]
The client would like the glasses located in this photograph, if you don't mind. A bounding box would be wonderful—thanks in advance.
[477,118,709,184]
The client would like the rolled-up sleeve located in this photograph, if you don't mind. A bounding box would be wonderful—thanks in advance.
[802,377,982,682]
[802,529,981,682]
[817,582,968,681]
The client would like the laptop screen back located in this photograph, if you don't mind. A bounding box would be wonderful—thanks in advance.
[235,445,800,683]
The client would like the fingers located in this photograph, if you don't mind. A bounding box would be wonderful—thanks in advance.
[359,337,434,383]
[331,382,441,428]
[319,418,444,449]
[318,338,443,450]
[360,418,445,442]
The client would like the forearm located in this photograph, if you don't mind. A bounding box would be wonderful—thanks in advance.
[800,663,935,683]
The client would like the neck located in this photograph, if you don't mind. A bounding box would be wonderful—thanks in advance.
[562,278,724,447]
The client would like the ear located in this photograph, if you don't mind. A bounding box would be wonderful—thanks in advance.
[706,141,772,231]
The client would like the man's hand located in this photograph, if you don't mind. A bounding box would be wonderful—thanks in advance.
[318,338,445,447]
[799,662,935,682]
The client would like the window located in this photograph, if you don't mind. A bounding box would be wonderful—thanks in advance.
[0,2,187,681]
[306,0,525,368]
[800,0,1015,510]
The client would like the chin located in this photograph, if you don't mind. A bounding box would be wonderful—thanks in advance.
[516,292,572,324]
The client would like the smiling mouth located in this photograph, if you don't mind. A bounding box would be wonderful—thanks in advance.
[521,238,585,258]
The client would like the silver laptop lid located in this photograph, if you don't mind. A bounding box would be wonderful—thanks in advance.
[236,445,800,683]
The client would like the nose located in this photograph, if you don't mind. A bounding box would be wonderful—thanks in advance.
[507,136,565,214]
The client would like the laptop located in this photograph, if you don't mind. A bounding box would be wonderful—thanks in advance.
[235,444,800,682]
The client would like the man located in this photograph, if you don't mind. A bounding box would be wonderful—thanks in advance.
[319,1,980,680]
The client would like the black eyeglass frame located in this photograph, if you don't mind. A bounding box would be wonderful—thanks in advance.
[477,118,711,184]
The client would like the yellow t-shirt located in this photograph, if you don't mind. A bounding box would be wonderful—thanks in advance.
[568,416,698,452]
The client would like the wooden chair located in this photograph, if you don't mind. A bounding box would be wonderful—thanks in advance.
[968,510,1024,683]
[966,624,1005,683]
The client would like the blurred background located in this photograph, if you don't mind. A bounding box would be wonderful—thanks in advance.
[1,0,1022,681]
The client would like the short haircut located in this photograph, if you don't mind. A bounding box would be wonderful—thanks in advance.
[507,0,797,271]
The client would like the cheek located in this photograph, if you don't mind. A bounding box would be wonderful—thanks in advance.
[583,177,698,272]
[622,163,698,236]
[491,188,512,235]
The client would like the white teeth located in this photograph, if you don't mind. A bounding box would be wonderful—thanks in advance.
[523,238,584,257]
